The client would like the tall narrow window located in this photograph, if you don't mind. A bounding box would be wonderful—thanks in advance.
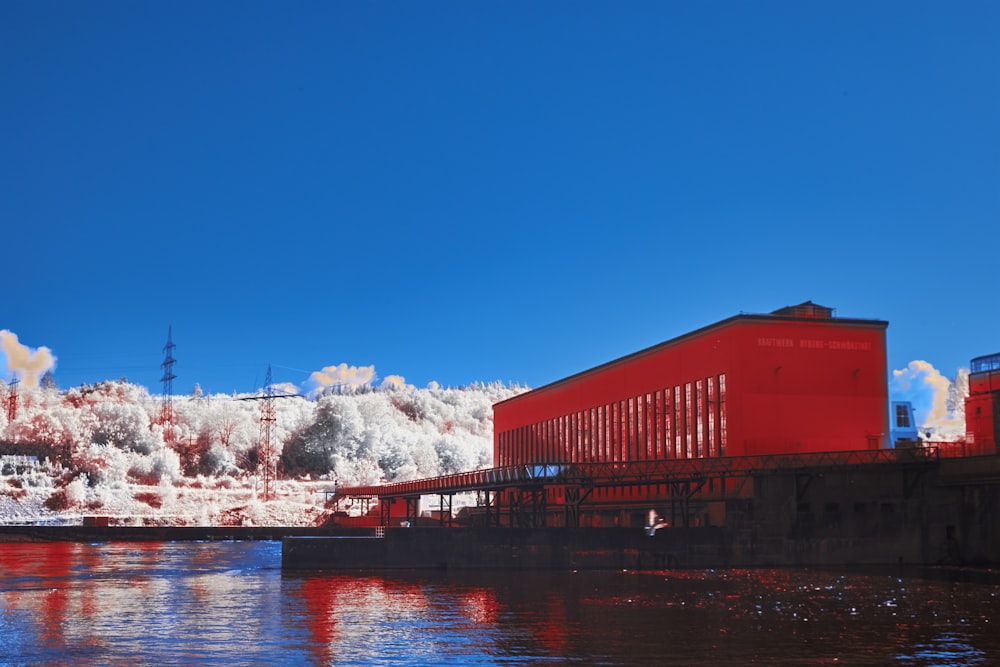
[603,404,612,462]
[614,401,623,462]
[595,405,602,462]
[624,398,635,461]
[719,373,727,456]
[664,388,673,459]
[569,412,583,463]
[536,422,543,462]
[707,377,717,457]
[655,390,665,460]
[617,401,628,461]
[573,412,580,463]
[647,394,654,459]
[674,385,683,458]
[635,396,644,460]
[552,419,558,462]
[571,412,579,463]
[696,380,704,458]
[590,407,597,462]
[593,406,601,462]
[685,383,694,459]
[539,422,545,461]
[545,419,556,463]
[557,416,565,463]
[564,411,572,463]
[564,413,572,463]
[605,405,612,462]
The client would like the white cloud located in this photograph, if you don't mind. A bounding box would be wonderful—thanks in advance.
[0,329,57,388]
[380,375,411,391]
[891,360,966,439]
[305,362,377,397]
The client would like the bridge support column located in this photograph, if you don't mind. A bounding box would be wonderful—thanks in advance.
[404,496,420,525]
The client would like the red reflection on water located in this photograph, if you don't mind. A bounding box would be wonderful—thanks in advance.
[74,541,101,619]
[298,575,343,665]
[0,541,75,649]
[293,573,506,664]
[461,588,499,625]
[37,541,72,645]
[295,575,436,664]
[534,594,570,657]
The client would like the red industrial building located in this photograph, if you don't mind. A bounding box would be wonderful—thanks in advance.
[331,302,1000,544]
[488,302,889,526]
[966,352,1000,451]
[494,302,889,467]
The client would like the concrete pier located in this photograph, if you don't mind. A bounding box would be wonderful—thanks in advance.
[283,454,1000,570]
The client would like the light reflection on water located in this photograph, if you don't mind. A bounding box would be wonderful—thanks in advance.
[1,541,998,666]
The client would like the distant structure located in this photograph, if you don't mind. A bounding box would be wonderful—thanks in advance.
[489,301,889,526]
[238,365,302,502]
[5,376,17,422]
[258,365,278,502]
[966,352,1000,450]
[494,301,890,468]
[160,326,177,426]
[889,401,919,447]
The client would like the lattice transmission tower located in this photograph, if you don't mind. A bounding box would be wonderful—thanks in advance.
[239,364,302,502]
[5,376,18,422]
[160,326,177,427]
[257,365,278,502]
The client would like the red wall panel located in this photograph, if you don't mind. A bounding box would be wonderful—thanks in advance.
[966,367,1000,451]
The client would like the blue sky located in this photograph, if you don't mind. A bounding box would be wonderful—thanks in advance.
[2,2,998,396]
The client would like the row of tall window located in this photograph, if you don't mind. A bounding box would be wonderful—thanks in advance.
[497,374,727,466]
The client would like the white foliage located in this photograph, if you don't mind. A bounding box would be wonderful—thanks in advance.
[92,398,156,453]
[78,444,130,488]
[0,379,528,524]
[158,476,177,512]
[65,475,88,505]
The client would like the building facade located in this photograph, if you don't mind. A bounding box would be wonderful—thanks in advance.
[889,401,919,447]
[966,352,1000,452]
[494,302,890,467]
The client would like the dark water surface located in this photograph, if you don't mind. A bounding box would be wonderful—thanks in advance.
[1,541,999,666]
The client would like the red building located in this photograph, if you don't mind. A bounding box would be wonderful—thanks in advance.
[966,353,1000,453]
[494,302,890,467]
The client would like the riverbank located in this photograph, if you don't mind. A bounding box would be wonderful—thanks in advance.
[0,525,356,542]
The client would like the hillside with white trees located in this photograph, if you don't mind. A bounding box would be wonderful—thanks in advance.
[0,380,526,526]
[0,334,971,528]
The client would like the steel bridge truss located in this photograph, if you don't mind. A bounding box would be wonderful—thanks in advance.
[332,447,942,528]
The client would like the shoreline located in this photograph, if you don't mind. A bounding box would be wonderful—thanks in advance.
[0,525,350,542]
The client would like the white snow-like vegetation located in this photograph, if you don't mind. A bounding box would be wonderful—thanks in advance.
[0,380,527,527]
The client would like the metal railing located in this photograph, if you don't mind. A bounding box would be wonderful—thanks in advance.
[334,445,956,502]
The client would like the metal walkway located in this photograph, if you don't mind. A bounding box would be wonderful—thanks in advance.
[331,446,957,528]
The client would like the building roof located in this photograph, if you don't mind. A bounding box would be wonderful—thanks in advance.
[970,353,1000,374]
[495,303,888,407]
[771,301,835,319]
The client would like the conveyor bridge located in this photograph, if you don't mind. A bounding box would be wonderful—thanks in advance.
[331,446,954,528]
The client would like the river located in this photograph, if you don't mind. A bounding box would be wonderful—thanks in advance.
[1,540,998,666]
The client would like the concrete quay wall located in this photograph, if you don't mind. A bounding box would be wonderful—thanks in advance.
[283,455,1000,570]
[740,454,1000,567]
